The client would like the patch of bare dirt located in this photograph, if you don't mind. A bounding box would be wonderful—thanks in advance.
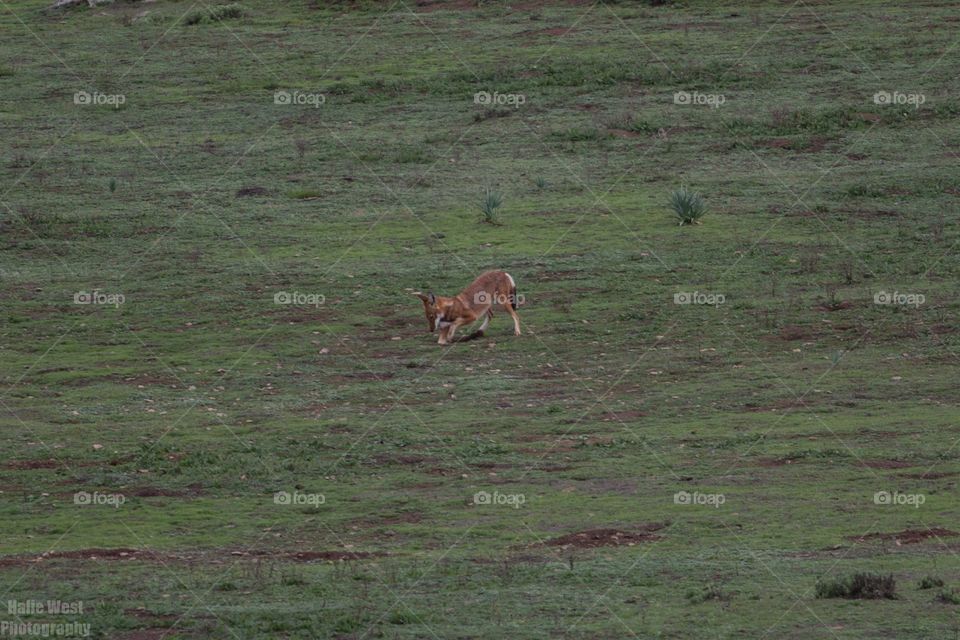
[607,128,643,138]
[130,484,206,498]
[775,325,812,341]
[284,551,383,562]
[236,186,269,197]
[901,471,957,480]
[6,459,62,470]
[414,0,475,11]
[762,136,831,152]
[860,460,914,469]
[0,546,384,568]
[816,300,854,312]
[542,523,666,548]
[108,373,181,387]
[848,528,959,544]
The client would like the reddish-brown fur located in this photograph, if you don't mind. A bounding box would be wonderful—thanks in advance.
[413,270,521,345]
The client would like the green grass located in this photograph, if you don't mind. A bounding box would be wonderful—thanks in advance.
[2,0,960,638]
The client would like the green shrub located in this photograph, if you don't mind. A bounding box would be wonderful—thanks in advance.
[936,589,960,604]
[815,573,896,599]
[288,189,323,200]
[479,188,503,225]
[919,576,944,590]
[183,4,245,25]
[670,186,706,225]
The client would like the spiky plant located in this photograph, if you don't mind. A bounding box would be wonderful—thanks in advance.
[670,186,706,225]
[479,188,503,225]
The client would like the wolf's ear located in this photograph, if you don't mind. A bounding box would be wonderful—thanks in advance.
[427,292,436,305]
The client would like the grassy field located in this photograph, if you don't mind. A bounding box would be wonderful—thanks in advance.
[2,0,960,637]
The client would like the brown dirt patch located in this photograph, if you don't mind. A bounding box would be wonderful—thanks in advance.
[0,547,384,568]
[816,300,854,312]
[236,186,269,197]
[284,551,382,562]
[130,484,205,498]
[607,128,643,138]
[848,528,959,545]
[775,325,812,341]
[901,471,957,480]
[542,523,666,549]
[414,0,475,11]
[109,373,181,387]
[373,453,437,466]
[762,135,830,152]
[424,467,455,476]
[6,459,62,470]
[931,323,957,335]
[860,460,914,469]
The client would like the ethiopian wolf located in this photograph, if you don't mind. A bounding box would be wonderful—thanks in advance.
[412,270,521,345]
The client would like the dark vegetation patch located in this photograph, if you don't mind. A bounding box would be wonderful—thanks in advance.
[236,186,270,197]
[901,471,957,480]
[815,573,896,599]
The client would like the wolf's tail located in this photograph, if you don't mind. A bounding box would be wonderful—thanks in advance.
[507,273,518,310]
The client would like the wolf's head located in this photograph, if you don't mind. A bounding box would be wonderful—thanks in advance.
[412,292,442,332]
